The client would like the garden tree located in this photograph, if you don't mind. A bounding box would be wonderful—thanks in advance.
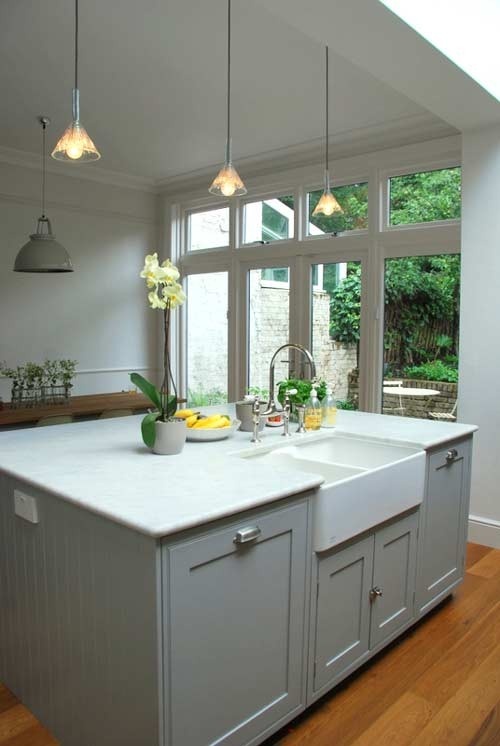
[323,168,461,377]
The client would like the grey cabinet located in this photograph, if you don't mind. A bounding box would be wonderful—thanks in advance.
[311,511,419,697]
[416,439,472,614]
[313,536,373,692]
[165,501,308,746]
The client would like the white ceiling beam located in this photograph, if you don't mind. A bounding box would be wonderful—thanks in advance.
[256,0,500,131]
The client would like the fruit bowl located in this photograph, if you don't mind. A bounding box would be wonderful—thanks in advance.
[186,419,241,442]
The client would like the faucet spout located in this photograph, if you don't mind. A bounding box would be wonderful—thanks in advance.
[266,343,317,413]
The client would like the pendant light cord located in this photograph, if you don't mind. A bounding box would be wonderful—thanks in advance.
[325,45,329,183]
[226,0,231,164]
[75,0,79,90]
[41,121,46,218]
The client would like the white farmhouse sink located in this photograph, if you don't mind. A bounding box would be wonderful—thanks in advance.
[239,432,426,552]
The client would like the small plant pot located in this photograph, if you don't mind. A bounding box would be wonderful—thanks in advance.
[235,400,267,432]
[153,419,187,455]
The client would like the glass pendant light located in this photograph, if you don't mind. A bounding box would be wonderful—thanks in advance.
[209,0,247,197]
[312,46,343,218]
[52,0,100,162]
[14,118,74,273]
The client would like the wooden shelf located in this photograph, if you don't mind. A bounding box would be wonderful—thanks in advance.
[0,391,151,426]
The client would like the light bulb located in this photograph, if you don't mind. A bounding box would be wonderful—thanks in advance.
[66,137,85,160]
[220,179,237,197]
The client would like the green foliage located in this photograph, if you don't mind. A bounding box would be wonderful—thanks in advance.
[130,372,177,447]
[390,168,461,226]
[403,360,458,383]
[336,399,357,411]
[328,263,361,344]
[188,388,227,407]
[141,411,161,449]
[277,378,326,407]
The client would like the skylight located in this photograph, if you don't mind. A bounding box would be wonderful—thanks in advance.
[379,0,500,102]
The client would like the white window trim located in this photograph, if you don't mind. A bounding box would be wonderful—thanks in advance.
[164,136,462,413]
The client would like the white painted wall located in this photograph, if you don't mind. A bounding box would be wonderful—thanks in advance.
[460,125,500,548]
[0,162,159,403]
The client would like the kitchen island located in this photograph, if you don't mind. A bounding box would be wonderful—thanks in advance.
[0,409,476,746]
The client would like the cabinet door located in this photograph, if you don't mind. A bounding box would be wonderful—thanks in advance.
[167,502,308,746]
[417,440,472,614]
[370,511,418,648]
[313,535,373,693]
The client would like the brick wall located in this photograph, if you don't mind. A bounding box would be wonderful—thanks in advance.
[348,370,457,418]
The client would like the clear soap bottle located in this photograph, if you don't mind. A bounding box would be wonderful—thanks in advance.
[321,386,337,428]
[304,387,322,431]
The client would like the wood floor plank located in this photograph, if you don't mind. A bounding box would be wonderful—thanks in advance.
[0,706,38,741]
[467,549,500,579]
[411,643,500,746]
[466,542,493,570]
[411,600,500,708]
[0,687,18,716]
[348,691,436,746]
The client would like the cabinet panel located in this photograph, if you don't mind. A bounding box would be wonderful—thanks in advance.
[313,536,373,692]
[370,511,418,648]
[417,440,471,613]
[167,502,308,746]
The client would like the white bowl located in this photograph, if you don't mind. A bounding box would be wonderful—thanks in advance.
[186,419,241,442]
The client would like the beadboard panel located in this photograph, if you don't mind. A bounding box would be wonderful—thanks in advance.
[0,473,162,746]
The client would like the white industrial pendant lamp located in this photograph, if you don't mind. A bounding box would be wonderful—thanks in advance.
[312,46,343,218]
[14,118,74,273]
[209,0,247,197]
[52,0,100,162]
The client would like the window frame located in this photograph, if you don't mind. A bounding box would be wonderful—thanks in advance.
[166,136,461,412]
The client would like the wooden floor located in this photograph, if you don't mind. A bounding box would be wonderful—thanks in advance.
[1,544,499,746]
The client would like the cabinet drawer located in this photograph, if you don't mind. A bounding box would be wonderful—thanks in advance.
[166,502,308,746]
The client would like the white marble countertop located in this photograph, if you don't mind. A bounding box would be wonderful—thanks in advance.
[0,406,477,538]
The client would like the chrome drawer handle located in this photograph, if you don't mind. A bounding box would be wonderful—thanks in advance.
[446,448,458,463]
[369,586,383,602]
[233,526,261,545]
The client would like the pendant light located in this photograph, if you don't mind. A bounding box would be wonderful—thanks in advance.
[209,0,247,197]
[312,46,343,218]
[52,0,100,162]
[14,118,74,273]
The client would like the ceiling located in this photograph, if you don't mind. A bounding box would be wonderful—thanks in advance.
[0,0,462,184]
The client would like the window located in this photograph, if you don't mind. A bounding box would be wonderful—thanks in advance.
[243,195,294,244]
[247,266,290,394]
[311,261,361,409]
[186,272,228,406]
[187,207,229,251]
[307,182,368,236]
[382,254,460,419]
[389,167,461,226]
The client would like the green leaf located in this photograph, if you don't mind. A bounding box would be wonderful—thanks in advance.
[141,411,160,448]
[130,372,162,411]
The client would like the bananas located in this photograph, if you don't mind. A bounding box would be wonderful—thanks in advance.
[175,410,231,430]
[174,409,199,420]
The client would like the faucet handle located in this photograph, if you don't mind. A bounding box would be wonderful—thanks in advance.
[295,404,306,435]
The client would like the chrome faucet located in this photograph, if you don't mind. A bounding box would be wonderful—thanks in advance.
[251,343,317,442]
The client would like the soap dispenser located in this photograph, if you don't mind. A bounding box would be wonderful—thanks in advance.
[304,387,321,431]
[321,386,337,428]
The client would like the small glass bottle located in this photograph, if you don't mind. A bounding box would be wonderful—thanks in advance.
[321,386,337,428]
[304,387,322,431]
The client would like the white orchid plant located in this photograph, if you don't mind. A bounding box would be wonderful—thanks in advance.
[130,253,186,447]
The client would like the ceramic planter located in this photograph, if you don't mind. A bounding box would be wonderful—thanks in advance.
[153,418,187,455]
